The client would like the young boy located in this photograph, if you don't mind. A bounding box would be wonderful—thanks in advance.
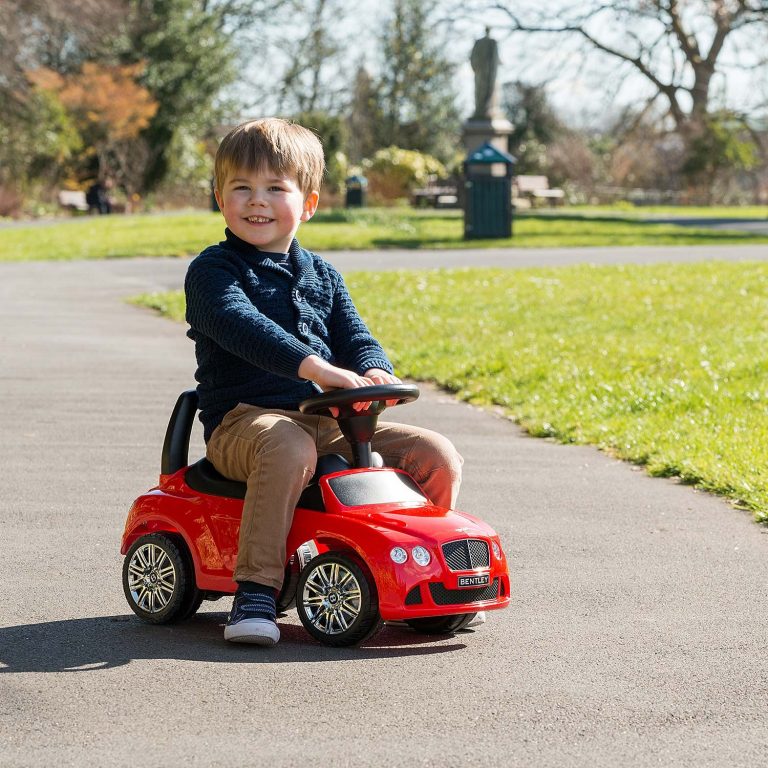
[185,118,463,646]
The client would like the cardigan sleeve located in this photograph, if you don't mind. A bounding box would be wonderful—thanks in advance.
[185,254,315,379]
[326,266,394,375]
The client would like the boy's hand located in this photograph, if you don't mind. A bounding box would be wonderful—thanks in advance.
[363,368,402,407]
[298,355,374,413]
[363,368,401,385]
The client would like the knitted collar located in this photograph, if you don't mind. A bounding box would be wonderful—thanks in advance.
[221,228,312,284]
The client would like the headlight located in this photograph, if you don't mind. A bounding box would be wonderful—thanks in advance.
[390,547,408,564]
[491,541,502,560]
[411,546,431,566]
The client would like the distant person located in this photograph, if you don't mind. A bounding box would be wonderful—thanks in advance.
[184,118,463,646]
[86,179,112,215]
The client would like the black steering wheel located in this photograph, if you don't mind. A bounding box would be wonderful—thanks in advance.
[299,383,420,418]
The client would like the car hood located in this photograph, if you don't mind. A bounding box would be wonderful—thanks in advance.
[362,503,497,541]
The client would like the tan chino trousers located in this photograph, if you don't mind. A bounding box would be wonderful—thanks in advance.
[206,403,463,590]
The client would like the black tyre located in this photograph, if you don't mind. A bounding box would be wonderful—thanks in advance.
[405,613,477,635]
[178,589,205,621]
[122,533,202,624]
[296,552,382,647]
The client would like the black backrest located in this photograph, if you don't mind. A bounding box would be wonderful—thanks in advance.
[161,389,199,475]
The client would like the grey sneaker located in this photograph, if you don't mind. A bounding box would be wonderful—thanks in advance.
[224,590,280,646]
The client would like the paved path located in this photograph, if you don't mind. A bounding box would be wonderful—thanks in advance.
[645,216,768,235]
[1,248,767,767]
[326,242,768,271]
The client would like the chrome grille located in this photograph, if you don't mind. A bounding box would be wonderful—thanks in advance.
[441,539,490,571]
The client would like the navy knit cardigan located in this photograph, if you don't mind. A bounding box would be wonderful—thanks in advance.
[185,229,393,441]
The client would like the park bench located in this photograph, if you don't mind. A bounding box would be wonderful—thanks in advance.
[513,175,565,208]
[412,175,565,210]
[410,184,460,208]
[57,189,89,212]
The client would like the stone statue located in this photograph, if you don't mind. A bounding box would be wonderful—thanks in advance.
[470,27,500,120]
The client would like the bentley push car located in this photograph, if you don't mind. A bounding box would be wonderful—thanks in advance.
[121,384,510,647]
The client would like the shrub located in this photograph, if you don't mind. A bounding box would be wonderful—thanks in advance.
[363,146,446,202]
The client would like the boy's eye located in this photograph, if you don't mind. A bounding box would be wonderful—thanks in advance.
[268,185,285,192]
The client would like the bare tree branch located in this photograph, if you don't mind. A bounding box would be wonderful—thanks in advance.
[477,0,768,132]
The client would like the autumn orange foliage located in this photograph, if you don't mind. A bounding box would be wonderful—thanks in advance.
[28,62,158,140]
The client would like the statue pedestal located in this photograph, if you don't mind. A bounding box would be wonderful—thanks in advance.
[462,117,514,156]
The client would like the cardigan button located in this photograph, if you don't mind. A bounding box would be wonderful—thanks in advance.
[293,289,302,302]
[300,322,309,335]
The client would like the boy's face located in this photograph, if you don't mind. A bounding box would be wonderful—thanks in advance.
[215,167,319,253]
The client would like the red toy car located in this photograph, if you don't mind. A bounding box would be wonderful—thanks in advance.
[121,384,511,646]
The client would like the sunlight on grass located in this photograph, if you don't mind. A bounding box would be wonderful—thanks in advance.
[132,259,768,521]
[348,262,768,520]
[2,208,767,261]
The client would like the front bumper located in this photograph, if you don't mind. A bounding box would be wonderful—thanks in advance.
[375,539,511,621]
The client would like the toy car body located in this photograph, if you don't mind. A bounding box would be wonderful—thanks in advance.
[121,385,511,646]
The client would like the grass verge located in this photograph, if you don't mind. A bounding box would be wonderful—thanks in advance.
[2,207,767,261]
[568,204,768,218]
[132,259,768,521]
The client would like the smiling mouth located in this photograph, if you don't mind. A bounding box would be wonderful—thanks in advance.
[245,216,273,224]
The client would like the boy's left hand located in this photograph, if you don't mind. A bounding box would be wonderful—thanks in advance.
[363,369,402,407]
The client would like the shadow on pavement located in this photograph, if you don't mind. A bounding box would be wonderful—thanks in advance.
[0,614,469,672]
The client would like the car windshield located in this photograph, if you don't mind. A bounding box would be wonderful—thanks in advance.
[328,471,427,507]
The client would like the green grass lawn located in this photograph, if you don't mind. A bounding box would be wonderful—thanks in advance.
[2,207,767,261]
[569,204,768,218]
[133,259,768,521]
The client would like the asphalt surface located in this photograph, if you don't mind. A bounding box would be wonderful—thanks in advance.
[1,246,768,767]
[646,216,768,234]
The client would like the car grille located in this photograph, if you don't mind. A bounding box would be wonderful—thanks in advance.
[404,585,423,605]
[442,539,490,571]
[429,579,499,606]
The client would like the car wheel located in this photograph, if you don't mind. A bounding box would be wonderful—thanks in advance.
[178,588,205,621]
[405,613,477,635]
[123,533,201,624]
[296,552,382,647]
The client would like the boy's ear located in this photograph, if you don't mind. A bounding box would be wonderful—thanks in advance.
[301,191,320,221]
[214,188,223,211]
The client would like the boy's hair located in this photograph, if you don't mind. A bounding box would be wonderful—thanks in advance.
[214,118,325,197]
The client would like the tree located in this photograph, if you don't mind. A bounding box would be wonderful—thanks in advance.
[681,110,761,199]
[607,111,686,193]
[482,2,768,126]
[0,0,124,199]
[376,0,462,163]
[31,64,158,142]
[474,2,768,186]
[502,81,599,197]
[347,65,382,164]
[0,0,123,102]
[0,83,83,211]
[117,0,245,191]
[502,81,566,173]
[0,0,251,201]
[28,63,159,196]
[292,110,349,192]
[272,0,351,115]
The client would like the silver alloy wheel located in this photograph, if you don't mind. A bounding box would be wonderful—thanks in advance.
[301,560,362,635]
[126,542,177,614]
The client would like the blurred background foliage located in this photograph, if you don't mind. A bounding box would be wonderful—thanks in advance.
[0,0,766,216]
